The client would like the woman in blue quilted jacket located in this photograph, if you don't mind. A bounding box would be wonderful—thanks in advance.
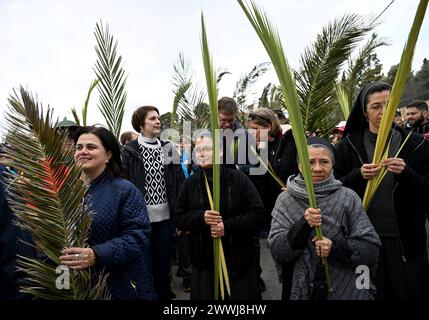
[59,126,155,300]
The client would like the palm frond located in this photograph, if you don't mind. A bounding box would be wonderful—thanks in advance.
[335,83,350,120]
[233,62,270,107]
[171,53,193,129]
[216,69,231,83]
[234,62,270,124]
[170,52,209,130]
[4,87,109,299]
[191,99,211,129]
[237,0,332,291]
[258,82,285,110]
[201,13,231,300]
[82,79,100,126]
[363,0,428,210]
[94,21,127,139]
[342,33,388,106]
[71,107,81,126]
[172,83,191,129]
[295,13,376,137]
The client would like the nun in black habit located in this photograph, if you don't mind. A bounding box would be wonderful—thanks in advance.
[334,81,429,300]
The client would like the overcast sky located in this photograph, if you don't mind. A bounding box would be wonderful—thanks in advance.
[0,0,427,137]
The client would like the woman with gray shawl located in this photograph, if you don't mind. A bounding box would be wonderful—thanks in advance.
[268,137,381,300]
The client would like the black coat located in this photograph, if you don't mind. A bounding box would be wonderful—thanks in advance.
[0,166,36,299]
[121,139,185,220]
[334,128,429,259]
[173,167,266,277]
[249,129,299,215]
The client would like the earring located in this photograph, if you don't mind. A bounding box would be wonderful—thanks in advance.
[105,160,109,164]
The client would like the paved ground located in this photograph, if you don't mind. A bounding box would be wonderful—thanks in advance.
[172,221,429,300]
[171,237,281,300]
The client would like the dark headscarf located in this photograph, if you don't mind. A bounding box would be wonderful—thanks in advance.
[307,136,336,164]
[342,81,391,138]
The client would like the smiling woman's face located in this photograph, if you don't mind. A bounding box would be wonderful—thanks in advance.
[74,133,111,176]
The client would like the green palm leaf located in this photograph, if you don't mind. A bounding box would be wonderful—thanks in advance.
[234,62,270,124]
[296,14,376,137]
[237,0,332,291]
[335,83,350,120]
[201,13,231,300]
[82,79,100,126]
[94,21,127,139]
[71,107,81,126]
[69,79,99,126]
[258,82,285,110]
[342,33,387,107]
[171,53,209,131]
[4,87,109,299]
[363,0,428,210]
[216,69,231,83]
[171,52,192,129]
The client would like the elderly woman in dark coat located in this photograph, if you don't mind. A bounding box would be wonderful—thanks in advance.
[268,137,381,300]
[173,133,266,300]
[59,126,155,300]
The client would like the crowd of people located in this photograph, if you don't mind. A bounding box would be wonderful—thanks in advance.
[1,81,429,300]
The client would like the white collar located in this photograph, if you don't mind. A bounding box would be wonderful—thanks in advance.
[138,134,161,148]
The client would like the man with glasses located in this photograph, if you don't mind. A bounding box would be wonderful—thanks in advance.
[217,97,254,173]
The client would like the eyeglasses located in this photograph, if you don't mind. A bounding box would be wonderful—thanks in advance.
[367,104,386,112]
[195,146,213,153]
[218,117,235,124]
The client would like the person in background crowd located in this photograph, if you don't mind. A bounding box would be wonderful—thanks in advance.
[120,131,139,146]
[122,106,185,300]
[405,100,429,135]
[334,81,429,300]
[172,134,193,293]
[60,126,155,300]
[269,137,381,300]
[330,121,346,145]
[0,164,37,299]
[405,101,429,223]
[394,110,405,128]
[245,108,299,232]
[179,135,193,178]
[0,144,18,175]
[273,109,291,134]
[57,117,79,150]
[217,97,254,173]
[245,107,299,294]
[173,132,265,300]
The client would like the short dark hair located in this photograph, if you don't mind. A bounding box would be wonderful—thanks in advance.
[73,126,122,178]
[131,106,160,132]
[218,97,238,114]
[406,100,428,112]
[272,109,286,123]
[120,131,136,145]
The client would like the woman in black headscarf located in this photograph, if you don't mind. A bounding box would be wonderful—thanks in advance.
[334,81,429,300]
